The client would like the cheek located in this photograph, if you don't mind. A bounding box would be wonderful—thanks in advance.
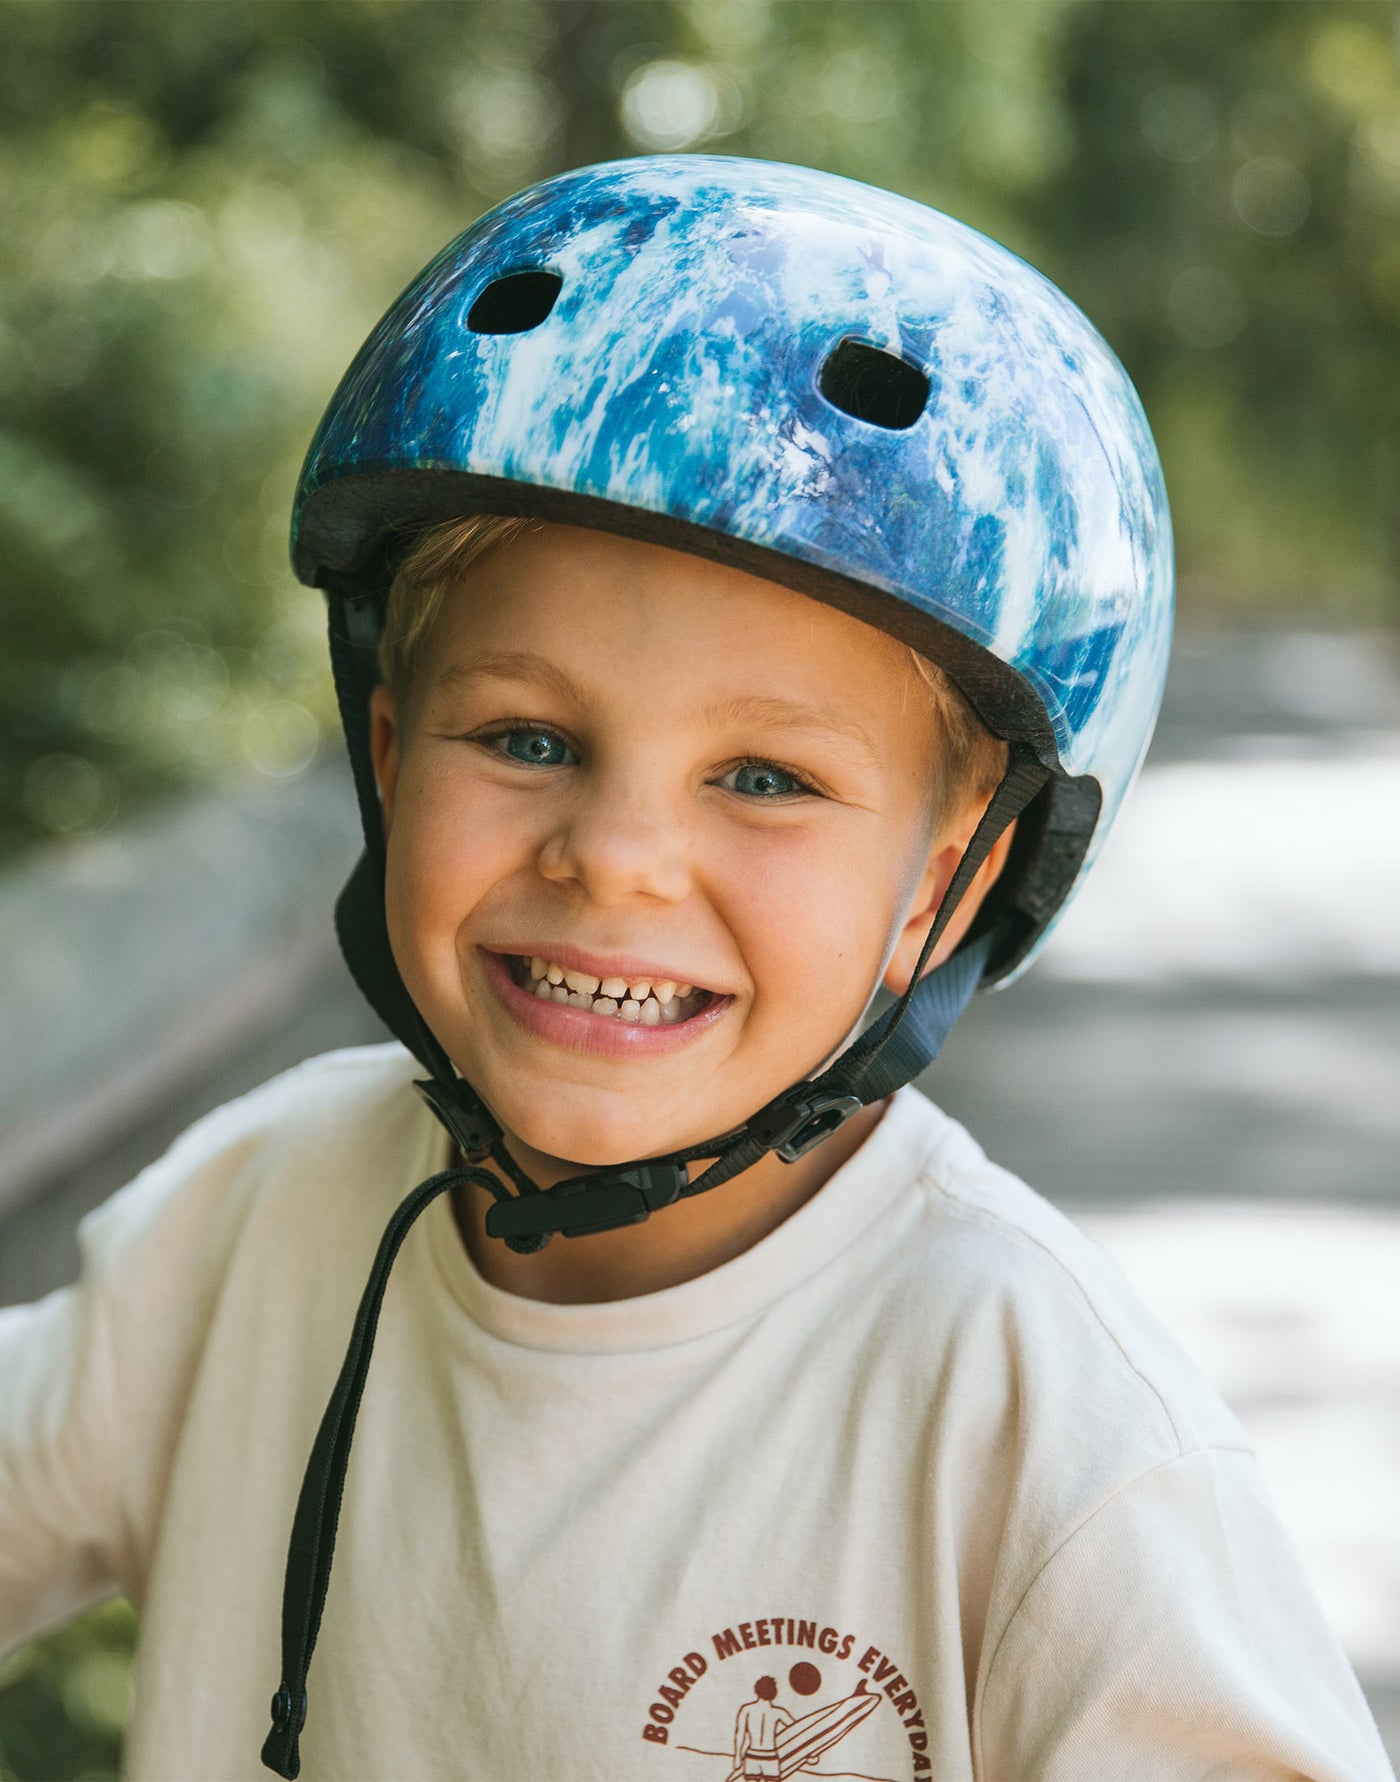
[721,827,902,1021]
[382,755,533,968]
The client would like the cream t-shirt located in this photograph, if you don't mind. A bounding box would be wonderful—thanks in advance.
[0,1044,1391,1782]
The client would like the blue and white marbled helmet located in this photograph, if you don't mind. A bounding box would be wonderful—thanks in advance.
[293,154,1173,982]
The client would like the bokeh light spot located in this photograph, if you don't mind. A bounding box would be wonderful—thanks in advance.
[22,753,120,835]
[1232,157,1311,236]
[240,699,320,779]
[1141,85,1218,162]
[620,59,740,151]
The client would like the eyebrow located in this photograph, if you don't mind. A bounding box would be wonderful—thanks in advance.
[702,693,881,763]
[433,650,579,704]
[432,651,881,762]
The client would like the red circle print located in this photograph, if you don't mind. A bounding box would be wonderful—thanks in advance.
[789,1662,822,1696]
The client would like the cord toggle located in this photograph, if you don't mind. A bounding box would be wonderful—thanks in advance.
[485,1160,687,1242]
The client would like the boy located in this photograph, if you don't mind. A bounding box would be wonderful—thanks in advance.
[0,157,1391,1782]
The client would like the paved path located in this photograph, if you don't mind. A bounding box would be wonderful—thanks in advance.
[927,630,1400,1753]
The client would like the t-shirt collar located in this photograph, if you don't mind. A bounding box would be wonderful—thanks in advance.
[422,1085,942,1354]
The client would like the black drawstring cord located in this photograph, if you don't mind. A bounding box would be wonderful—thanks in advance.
[266,653,1050,1772]
[260,925,999,1776]
[261,1162,496,1779]
[260,762,1038,1769]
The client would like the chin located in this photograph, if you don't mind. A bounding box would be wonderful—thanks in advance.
[516,1128,660,1173]
[501,1102,670,1172]
[497,1085,725,1173]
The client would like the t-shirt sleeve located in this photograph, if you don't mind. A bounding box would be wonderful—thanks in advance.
[0,1062,318,1657]
[0,1254,126,1652]
[977,1445,1394,1781]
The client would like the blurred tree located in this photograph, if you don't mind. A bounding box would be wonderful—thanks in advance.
[0,1598,134,1781]
[2,0,1397,866]
[1043,0,1400,621]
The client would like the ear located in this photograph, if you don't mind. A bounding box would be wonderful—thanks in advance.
[882,813,1018,995]
[368,683,401,835]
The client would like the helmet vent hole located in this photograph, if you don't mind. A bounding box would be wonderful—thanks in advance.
[466,270,562,335]
[818,340,929,430]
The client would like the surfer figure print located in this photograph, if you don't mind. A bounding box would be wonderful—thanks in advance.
[733,1676,791,1780]
[724,1672,881,1782]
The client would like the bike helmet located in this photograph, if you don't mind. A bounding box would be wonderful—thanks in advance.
[262,155,1173,1777]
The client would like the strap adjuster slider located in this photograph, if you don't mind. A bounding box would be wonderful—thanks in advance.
[750,1090,863,1162]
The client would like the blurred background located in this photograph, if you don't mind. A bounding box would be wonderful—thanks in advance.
[1,0,1397,1774]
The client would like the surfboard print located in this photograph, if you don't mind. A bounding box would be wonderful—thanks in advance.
[725,1681,881,1781]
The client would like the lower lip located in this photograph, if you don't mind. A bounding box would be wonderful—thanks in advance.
[480,949,733,1059]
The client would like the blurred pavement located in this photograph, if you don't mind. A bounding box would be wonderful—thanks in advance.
[929,629,1400,1753]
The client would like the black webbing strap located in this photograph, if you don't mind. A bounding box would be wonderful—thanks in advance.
[326,595,477,1096]
[480,744,1049,1241]
[325,593,388,885]
[325,582,1048,1246]
[261,1162,496,1778]
[824,742,1050,1101]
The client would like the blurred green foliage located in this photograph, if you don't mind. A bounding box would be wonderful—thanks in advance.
[3,0,1398,865]
[0,1599,133,1781]
[0,1,1398,1765]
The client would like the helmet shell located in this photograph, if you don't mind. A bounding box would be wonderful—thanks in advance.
[294,155,1173,979]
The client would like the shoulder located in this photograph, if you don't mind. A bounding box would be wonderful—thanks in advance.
[78,1042,433,1289]
[864,1089,1250,1467]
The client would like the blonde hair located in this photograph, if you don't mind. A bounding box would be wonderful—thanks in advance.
[379,513,536,702]
[380,514,1009,815]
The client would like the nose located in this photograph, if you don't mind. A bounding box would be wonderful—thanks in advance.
[535,769,692,906]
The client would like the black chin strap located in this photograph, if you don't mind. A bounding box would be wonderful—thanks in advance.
[261,596,1048,1775]
[323,588,1048,1253]
[458,736,1048,1248]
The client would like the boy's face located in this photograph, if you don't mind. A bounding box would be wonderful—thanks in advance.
[370,522,977,1169]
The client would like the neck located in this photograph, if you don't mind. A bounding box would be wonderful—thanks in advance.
[450,1100,888,1304]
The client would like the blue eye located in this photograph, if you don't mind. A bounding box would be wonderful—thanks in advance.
[494,727,577,767]
[723,760,810,799]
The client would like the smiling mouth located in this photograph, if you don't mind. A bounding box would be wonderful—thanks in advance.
[501,953,715,1027]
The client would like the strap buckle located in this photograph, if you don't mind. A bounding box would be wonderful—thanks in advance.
[485,1161,687,1242]
[413,1078,498,1161]
[749,1090,864,1163]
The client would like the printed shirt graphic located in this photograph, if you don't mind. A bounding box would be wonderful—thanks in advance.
[0,1048,1391,1781]
[733,1696,791,1776]
[643,1620,922,1781]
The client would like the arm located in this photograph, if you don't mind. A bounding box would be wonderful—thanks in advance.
[0,1271,126,1653]
[977,1446,1393,1781]
[0,1070,290,1655]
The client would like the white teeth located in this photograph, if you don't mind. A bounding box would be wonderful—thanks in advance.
[522,955,704,1027]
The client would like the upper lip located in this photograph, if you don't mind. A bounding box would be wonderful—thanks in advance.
[483,941,724,995]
